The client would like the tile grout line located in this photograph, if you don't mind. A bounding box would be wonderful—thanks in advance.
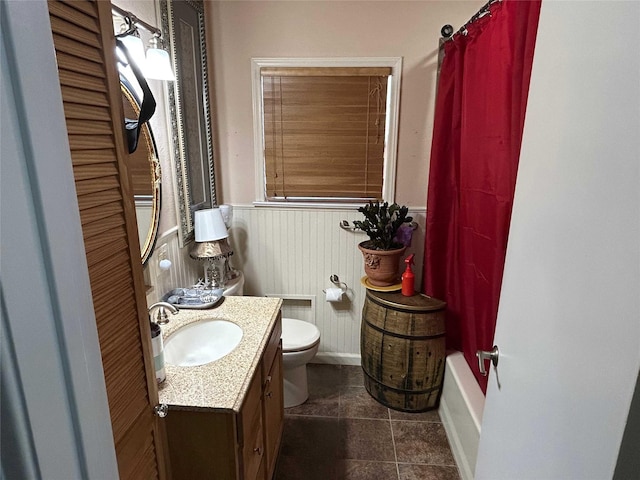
[338,369,342,418]
[389,408,401,480]
[338,365,344,480]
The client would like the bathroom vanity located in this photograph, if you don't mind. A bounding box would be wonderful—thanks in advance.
[159,297,283,480]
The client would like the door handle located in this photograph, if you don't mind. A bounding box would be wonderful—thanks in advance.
[476,346,499,377]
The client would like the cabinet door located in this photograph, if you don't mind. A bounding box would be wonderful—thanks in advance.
[263,345,284,479]
[240,371,265,480]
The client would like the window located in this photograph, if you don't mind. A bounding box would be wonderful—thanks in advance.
[252,58,402,205]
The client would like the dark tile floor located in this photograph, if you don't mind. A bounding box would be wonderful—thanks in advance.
[275,364,460,480]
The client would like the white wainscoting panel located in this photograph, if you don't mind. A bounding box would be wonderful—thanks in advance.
[144,207,426,363]
[145,227,200,305]
[228,206,426,362]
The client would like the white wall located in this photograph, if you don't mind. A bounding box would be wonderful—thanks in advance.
[113,0,178,237]
[193,1,483,360]
[206,0,484,206]
[114,1,202,301]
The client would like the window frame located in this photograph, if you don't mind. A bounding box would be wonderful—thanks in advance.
[251,57,402,208]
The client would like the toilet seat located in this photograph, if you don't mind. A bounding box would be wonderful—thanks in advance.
[281,318,320,353]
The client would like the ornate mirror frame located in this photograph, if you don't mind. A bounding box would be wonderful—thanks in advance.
[160,0,216,246]
[120,76,161,265]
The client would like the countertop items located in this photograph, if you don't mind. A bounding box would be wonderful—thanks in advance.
[161,287,224,309]
[158,296,282,411]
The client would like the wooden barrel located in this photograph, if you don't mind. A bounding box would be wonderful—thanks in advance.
[361,289,446,412]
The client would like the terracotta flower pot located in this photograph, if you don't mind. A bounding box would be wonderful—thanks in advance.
[358,241,406,287]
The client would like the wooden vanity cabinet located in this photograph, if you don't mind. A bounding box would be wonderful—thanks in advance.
[262,345,284,479]
[166,316,283,480]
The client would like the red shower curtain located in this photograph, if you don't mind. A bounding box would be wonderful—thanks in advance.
[424,0,541,392]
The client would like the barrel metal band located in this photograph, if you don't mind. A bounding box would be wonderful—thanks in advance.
[363,369,442,395]
[363,318,445,340]
[366,292,446,314]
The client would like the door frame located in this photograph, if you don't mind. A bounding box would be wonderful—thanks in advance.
[1,1,118,478]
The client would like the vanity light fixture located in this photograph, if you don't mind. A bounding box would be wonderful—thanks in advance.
[112,5,175,82]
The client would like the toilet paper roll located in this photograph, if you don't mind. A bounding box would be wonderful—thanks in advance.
[325,287,343,302]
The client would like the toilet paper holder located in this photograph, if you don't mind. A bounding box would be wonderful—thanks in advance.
[323,274,348,293]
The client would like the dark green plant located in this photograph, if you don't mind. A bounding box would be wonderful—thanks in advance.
[353,201,413,250]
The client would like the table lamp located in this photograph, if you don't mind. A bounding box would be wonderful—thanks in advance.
[189,208,233,289]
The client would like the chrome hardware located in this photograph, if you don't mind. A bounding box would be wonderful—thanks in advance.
[323,275,348,294]
[149,301,179,325]
[476,345,499,377]
[340,220,418,233]
[339,220,364,233]
[154,404,169,418]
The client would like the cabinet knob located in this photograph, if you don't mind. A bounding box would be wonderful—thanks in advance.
[154,404,169,418]
[253,446,263,455]
[266,391,273,398]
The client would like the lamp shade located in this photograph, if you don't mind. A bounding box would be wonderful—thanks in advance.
[195,208,228,242]
[189,238,233,260]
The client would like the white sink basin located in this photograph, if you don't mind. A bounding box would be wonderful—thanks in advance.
[164,319,243,367]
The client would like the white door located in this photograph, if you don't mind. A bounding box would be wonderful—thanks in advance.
[474,2,640,479]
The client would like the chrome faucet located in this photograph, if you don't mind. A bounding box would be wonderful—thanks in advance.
[148,302,179,325]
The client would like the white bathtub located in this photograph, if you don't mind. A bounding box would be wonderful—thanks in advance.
[438,351,485,480]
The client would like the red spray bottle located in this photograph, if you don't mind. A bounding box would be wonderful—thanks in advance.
[401,254,415,296]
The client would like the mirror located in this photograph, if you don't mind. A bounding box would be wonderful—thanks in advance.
[120,77,161,265]
[160,0,216,246]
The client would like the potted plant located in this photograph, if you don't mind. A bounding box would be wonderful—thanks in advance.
[354,201,413,287]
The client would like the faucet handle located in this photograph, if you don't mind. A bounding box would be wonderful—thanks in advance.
[149,302,179,325]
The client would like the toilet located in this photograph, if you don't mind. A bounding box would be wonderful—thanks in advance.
[222,271,244,296]
[281,318,321,408]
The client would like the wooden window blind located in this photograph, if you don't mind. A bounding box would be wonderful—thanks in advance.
[261,67,391,200]
[48,1,167,478]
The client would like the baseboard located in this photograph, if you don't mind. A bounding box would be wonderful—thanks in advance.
[438,352,484,480]
[440,393,474,480]
[311,352,361,366]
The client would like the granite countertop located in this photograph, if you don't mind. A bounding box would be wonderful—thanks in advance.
[157,296,282,412]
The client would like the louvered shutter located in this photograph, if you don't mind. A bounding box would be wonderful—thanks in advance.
[47,1,168,478]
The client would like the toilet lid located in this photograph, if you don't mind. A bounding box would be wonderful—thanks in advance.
[281,318,320,352]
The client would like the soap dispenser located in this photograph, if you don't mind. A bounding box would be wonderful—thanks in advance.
[150,321,165,384]
[401,254,415,296]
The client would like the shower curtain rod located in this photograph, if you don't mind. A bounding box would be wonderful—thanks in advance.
[440,0,501,44]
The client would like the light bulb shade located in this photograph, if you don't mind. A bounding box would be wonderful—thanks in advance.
[145,48,176,81]
[119,34,146,69]
[195,208,228,242]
